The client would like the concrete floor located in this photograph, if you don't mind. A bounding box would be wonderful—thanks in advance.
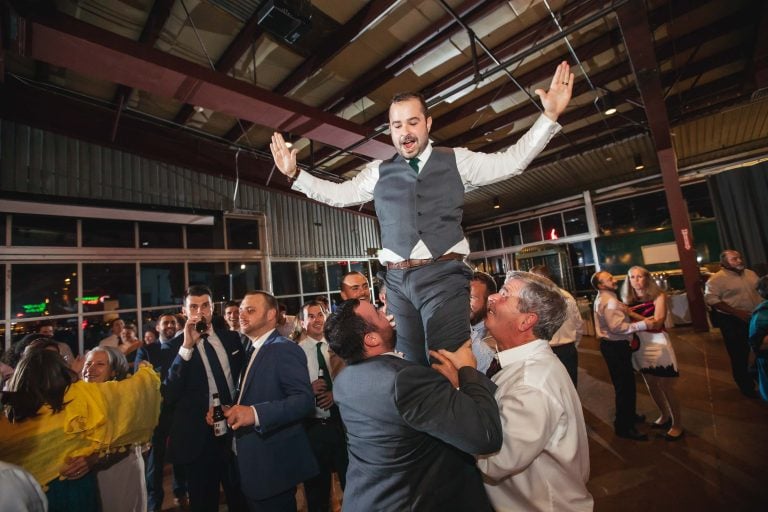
[160,327,768,512]
[580,328,768,512]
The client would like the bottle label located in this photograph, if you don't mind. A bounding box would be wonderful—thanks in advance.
[214,419,228,437]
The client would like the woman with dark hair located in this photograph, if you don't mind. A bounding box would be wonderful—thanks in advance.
[748,275,768,401]
[0,346,161,512]
[620,265,684,440]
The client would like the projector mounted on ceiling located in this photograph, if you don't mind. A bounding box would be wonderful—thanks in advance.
[257,0,312,45]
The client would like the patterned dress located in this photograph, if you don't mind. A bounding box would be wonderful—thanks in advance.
[630,300,679,377]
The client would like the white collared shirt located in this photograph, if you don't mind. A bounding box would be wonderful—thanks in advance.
[292,115,560,262]
[298,336,332,419]
[238,328,277,427]
[478,339,593,512]
[178,330,235,406]
[593,290,647,341]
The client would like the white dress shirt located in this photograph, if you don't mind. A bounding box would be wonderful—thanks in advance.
[177,330,235,407]
[298,336,332,419]
[594,290,648,341]
[238,328,277,427]
[477,339,593,512]
[549,288,585,347]
[704,268,761,314]
[470,319,495,374]
[292,114,560,262]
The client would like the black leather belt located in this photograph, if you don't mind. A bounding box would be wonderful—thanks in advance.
[386,252,464,270]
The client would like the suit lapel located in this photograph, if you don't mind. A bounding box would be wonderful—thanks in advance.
[239,330,281,400]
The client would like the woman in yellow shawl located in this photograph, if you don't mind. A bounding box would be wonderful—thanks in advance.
[0,346,161,511]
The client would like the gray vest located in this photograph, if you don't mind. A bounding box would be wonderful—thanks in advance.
[373,148,465,259]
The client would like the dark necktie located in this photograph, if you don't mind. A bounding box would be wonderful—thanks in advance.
[408,157,420,172]
[486,357,501,379]
[316,342,332,392]
[201,334,232,405]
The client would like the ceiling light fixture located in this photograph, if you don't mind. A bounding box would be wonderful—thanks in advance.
[493,197,500,209]
[594,92,617,116]
[634,154,645,170]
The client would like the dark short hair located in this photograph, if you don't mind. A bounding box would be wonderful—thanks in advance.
[390,92,430,118]
[590,271,604,291]
[37,320,56,330]
[758,275,768,300]
[324,299,370,364]
[340,271,367,288]
[299,300,327,322]
[224,300,240,309]
[243,290,278,313]
[472,271,497,295]
[184,285,213,303]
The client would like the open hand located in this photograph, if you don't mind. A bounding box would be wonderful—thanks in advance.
[270,133,299,178]
[535,61,574,122]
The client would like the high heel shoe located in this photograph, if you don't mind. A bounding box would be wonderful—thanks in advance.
[663,429,685,441]
[651,419,672,430]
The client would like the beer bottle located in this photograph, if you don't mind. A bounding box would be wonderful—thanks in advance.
[212,393,227,437]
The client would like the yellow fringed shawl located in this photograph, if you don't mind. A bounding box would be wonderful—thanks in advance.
[0,366,161,486]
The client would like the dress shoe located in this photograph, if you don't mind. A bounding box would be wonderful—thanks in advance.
[616,428,648,441]
[664,429,685,441]
[651,419,672,430]
[634,413,646,423]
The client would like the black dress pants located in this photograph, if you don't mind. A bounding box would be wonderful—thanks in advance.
[718,313,756,394]
[303,412,348,512]
[600,339,637,433]
[552,342,579,388]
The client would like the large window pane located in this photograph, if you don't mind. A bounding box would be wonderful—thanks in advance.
[0,215,6,245]
[189,262,228,301]
[82,264,136,313]
[541,214,564,241]
[483,227,502,250]
[187,217,225,249]
[227,218,260,250]
[139,222,183,248]
[501,223,522,247]
[231,262,262,300]
[12,214,76,247]
[563,208,588,236]
[301,261,327,294]
[140,263,184,307]
[327,261,349,291]
[682,182,714,219]
[271,262,300,296]
[278,297,302,317]
[467,231,484,252]
[12,264,78,318]
[520,218,543,243]
[82,219,135,247]
[570,240,595,266]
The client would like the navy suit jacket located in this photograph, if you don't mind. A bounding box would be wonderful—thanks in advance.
[334,355,502,512]
[163,329,245,465]
[235,330,318,501]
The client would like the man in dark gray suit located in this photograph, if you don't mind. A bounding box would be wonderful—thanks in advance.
[324,298,502,512]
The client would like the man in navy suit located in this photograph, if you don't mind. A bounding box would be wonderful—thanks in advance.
[219,291,318,512]
[324,298,502,511]
[135,313,189,510]
[164,285,246,512]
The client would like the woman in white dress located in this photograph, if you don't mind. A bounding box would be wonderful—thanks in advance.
[621,266,684,440]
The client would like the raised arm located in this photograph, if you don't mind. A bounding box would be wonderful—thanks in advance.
[536,60,574,122]
[270,132,380,207]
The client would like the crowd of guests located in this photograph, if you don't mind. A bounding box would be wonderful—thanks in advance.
[2,249,767,512]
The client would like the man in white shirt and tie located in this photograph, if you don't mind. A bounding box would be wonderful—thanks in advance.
[296,301,348,512]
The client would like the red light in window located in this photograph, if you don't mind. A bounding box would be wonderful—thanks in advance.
[549,228,559,240]
[82,319,89,330]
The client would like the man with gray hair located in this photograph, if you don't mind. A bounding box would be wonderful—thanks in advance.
[444,271,592,511]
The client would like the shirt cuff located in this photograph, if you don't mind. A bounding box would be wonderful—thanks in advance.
[178,345,194,361]
[251,406,260,427]
[531,113,562,138]
[633,321,648,332]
